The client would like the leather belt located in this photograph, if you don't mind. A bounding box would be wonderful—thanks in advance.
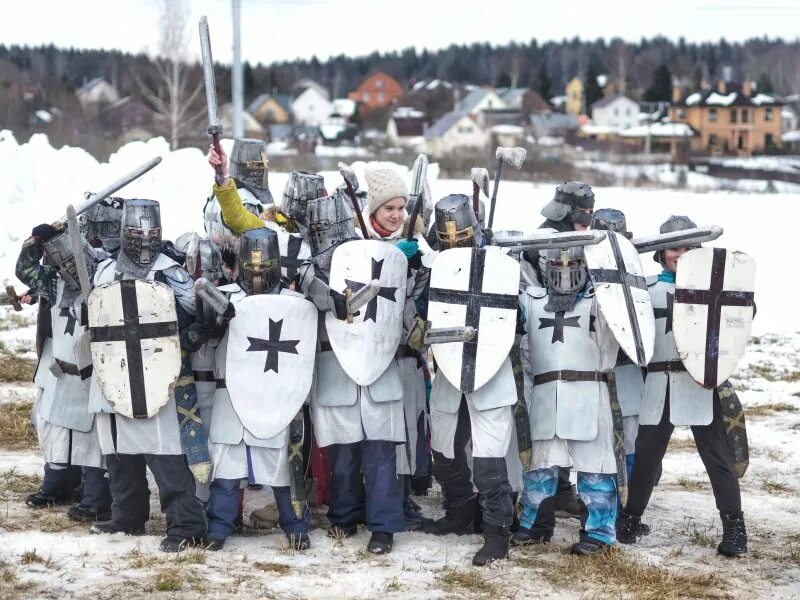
[55,358,93,380]
[216,378,227,389]
[647,360,686,373]
[192,370,216,382]
[533,370,609,385]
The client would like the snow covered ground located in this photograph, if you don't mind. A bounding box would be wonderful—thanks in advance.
[0,133,799,598]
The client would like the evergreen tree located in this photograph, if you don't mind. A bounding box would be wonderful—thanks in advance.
[584,66,603,110]
[495,71,512,87]
[534,63,551,99]
[243,61,255,100]
[644,64,673,102]
[756,73,774,94]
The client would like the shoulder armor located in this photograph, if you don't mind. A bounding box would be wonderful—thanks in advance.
[163,264,191,285]
[524,285,548,300]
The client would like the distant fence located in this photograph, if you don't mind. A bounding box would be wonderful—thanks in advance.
[689,159,800,184]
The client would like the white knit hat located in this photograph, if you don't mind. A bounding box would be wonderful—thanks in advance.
[365,162,409,214]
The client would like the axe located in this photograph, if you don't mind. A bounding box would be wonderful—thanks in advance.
[2,286,23,311]
[338,162,369,238]
[199,16,224,185]
[487,147,527,230]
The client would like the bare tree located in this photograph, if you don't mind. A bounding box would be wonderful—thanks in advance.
[134,0,203,149]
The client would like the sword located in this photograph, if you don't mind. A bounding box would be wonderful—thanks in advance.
[23,157,162,247]
[194,277,230,325]
[346,279,381,315]
[66,204,94,369]
[199,16,224,186]
[338,162,369,238]
[423,325,476,345]
[406,153,429,242]
[1,286,22,311]
[631,226,724,254]
[493,230,607,252]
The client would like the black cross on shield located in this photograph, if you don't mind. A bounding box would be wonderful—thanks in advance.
[538,311,581,343]
[89,280,178,418]
[282,235,304,280]
[246,318,300,373]
[345,258,398,323]
[674,249,754,388]
[654,291,674,334]
[429,248,518,391]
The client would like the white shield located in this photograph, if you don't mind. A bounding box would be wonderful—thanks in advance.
[88,280,181,419]
[226,294,318,439]
[326,240,407,385]
[428,247,519,393]
[673,248,755,389]
[585,231,655,367]
[276,229,311,281]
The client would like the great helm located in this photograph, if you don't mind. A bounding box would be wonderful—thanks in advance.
[590,208,630,238]
[41,227,97,292]
[280,170,326,223]
[80,197,123,252]
[237,228,281,295]
[542,246,588,312]
[184,235,226,283]
[434,194,484,249]
[228,138,273,203]
[541,181,595,227]
[307,191,357,258]
[120,199,162,266]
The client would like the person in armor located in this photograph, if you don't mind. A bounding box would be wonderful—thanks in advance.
[421,193,522,566]
[519,181,598,522]
[516,244,620,555]
[617,215,747,557]
[208,145,319,284]
[203,228,312,552]
[15,224,112,521]
[88,198,208,552]
[80,197,124,255]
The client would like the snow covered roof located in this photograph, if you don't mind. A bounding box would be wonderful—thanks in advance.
[456,88,504,114]
[392,106,425,119]
[591,94,636,109]
[332,98,356,117]
[619,122,695,138]
[678,89,782,108]
[248,93,293,114]
[685,92,703,106]
[751,93,777,106]
[490,124,524,135]
[580,123,619,135]
[782,130,800,143]
[706,92,737,106]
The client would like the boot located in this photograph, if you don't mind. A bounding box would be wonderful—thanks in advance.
[367,532,393,554]
[285,532,311,551]
[570,533,611,556]
[472,524,510,566]
[327,522,358,539]
[422,496,477,536]
[203,537,225,551]
[67,504,112,522]
[511,524,553,546]
[717,511,747,557]
[25,490,72,509]
[160,535,203,553]
[90,521,146,536]
[403,496,426,531]
[553,484,581,519]
[616,510,645,545]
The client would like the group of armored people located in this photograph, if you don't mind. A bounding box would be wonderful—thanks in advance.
[13,137,752,567]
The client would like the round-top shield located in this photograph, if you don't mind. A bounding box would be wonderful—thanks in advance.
[585,231,655,367]
[88,279,180,419]
[226,294,318,439]
[428,247,519,393]
[673,248,755,389]
[326,240,407,386]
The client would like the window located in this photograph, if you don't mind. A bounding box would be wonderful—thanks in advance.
[626,108,632,116]
[376,79,384,89]
[377,93,385,103]
[765,108,774,122]
[742,109,749,123]
[708,133,718,147]
[677,109,686,119]
[730,109,737,123]
[709,108,718,122]
[458,126,473,134]
[765,133,774,147]
[363,92,370,102]
[614,108,619,116]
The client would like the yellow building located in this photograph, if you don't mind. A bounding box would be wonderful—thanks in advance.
[669,81,783,155]
[247,94,293,125]
[565,77,585,116]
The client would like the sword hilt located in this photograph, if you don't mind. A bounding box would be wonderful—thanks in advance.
[344,288,353,324]
[5,286,22,311]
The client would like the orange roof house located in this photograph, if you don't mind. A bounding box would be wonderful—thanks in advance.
[348,71,403,110]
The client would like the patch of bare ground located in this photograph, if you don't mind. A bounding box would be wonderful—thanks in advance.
[747,402,798,417]
[0,402,37,451]
[0,355,35,383]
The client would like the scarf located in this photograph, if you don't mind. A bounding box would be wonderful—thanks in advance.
[657,269,676,284]
[369,214,396,239]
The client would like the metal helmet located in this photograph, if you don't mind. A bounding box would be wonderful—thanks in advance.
[541,181,595,226]
[237,228,281,295]
[434,194,484,249]
[543,246,587,312]
[228,138,273,203]
[184,235,226,284]
[120,199,162,266]
[654,215,698,266]
[307,191,357,258]
[280,170,326,224]
[80,197,123,252]
[591,208,630,238]
[41,227,97,292]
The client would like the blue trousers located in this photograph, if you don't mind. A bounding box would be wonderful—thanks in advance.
[521,467,618,545]
[207,479,308,540]
[327,440,403,533]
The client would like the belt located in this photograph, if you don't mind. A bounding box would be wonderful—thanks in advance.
[533,370,608,385]
[55,358,93,381]
[216,378,227,389]
[396,345,420,360]
[192,370,216,382]
[320,341,333,353]
[647,360,686,373]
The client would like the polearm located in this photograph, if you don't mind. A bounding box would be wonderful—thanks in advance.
[22,156,162,247]
[199,16,224,186]
[487,147,527,230]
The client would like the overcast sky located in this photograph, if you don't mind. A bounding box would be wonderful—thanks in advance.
[2,0,799,64]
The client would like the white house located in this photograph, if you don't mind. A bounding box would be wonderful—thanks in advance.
[291,82,333,127]
[425,111,490,156]
[590,95,639,132]
[455,88,507,115]
[76,78,119,112]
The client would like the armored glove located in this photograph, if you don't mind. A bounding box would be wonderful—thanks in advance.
[406,315,427,351]
[181,322,215,352]
[329,289,349,321]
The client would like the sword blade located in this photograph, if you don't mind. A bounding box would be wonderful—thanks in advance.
[346,279,380,313]
[424,326,476,345]
[632,226,723,254]
[199,16,220,129]
[66,204,93,299]
[494,230,606,250]
[71,156,163,219]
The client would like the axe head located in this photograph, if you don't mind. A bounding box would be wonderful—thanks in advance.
[470,168,490,197]
[337,162,359,191]
[496,146,527,169]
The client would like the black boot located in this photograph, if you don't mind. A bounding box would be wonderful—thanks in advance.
[511,524,553,545]
[570,534,611,556]
[717,511,747,557]
[160,536,204,553]
[285,532,311,551]
[404,496,426,531]
[327,522,358,539]
[616,510,646,545]
[554,484,581,520]
[67,504,112,522]
[422,496,477,536]
[367,532,393,554]
[472,524,510,566]
[25,490,72,509]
